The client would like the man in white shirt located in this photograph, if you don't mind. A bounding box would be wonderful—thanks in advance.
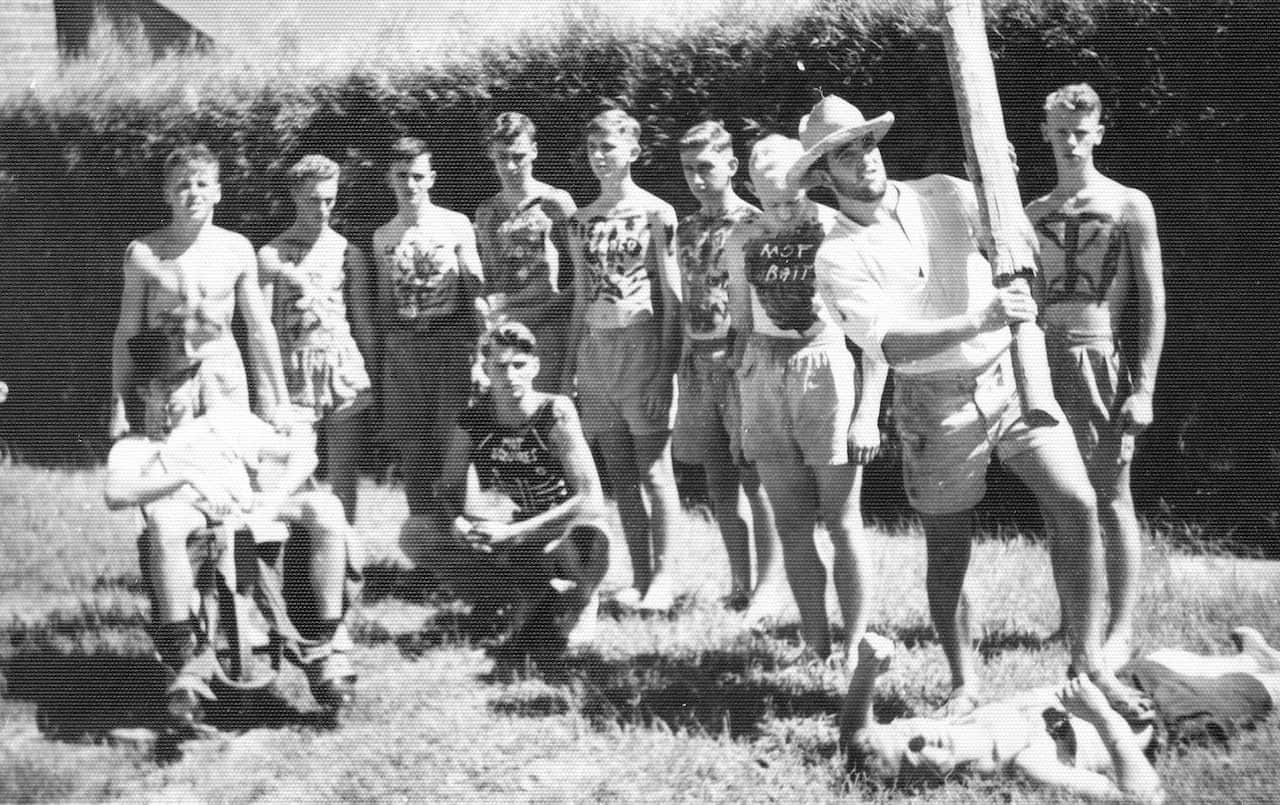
[795,96,1146,719]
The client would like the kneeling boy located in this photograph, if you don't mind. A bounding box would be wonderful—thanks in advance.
[403,323,610,662]
[104,327,358,727]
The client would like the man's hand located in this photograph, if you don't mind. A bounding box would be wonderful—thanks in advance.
[848,418,881,465]
[184,470,238,521]
[972,284,1038,333]
[1117,390,1154,434]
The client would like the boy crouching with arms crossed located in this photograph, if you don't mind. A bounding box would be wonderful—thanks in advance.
[403,323,611,665]
[105,326,358,730]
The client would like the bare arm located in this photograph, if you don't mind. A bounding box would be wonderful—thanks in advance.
[848,353,889,465]
[104,439,182,509]
[344,243,377,364]
[1119,191,1165,432]
[234,239,290,417]
[838,633,895,754]
[470,397,605,551]
[725,229,754,368]
[455,217,487,324]
[559,217,587,395]
[651,206,683,379]
[1016,677,1165,804]
[110,242,150,439]
[544,190,578,295]
[881,284,1037,366]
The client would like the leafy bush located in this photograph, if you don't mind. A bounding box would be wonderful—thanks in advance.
[2,0,1276,545]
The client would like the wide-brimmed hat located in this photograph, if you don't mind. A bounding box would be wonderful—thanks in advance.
[786,96,895,190]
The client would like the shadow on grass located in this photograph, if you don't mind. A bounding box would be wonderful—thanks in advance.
[487,647,912,743]
[882,623,1054,660]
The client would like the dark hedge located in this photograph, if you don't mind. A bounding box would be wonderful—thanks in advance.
[2,0,1277,548]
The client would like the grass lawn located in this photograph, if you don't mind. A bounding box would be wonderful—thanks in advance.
[1,464,1278,804]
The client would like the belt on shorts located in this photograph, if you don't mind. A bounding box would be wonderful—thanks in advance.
[896,354,1009,393]
[1043,329,1118,350]
[685,334,734,354]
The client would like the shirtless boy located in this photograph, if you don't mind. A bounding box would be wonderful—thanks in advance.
[1025,83,1166,666]
[672,120,786,619]
[474,112,577,392]
[562,110,683,612]
[105,327,357,727]
[111,143,289,439]
[371,137,485,516]
[725,135,888,661]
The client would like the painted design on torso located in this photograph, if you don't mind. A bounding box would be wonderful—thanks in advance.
[271,235,352,353]
[743,218,826,335]
[1035,211,1126,306]
[573,213,654,310]
[488,198,553,296]
[463,397,569,520]
[679,207,751,339]
[382,224,461,322]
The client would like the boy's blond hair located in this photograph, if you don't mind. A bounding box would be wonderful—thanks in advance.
[1043,83,1102,117]
[286,154,340,187]
[677,120,733,154]
[586,109,641,143]
[485,112,537,146]
[163,143,220,181]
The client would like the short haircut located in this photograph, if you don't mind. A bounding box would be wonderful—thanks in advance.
[286,154,340,186]
[163,143,220,181]
[387,136,432,167]
[585,109,641,143]
[1043,83,1102,117]
[677,120,733,154]
[485,112,537,146]
[479,321,538,358]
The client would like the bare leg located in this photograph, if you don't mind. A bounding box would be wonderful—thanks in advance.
[759,463,830,657]
[323,414,363,524]
[595,429,651,595]
[703,445,752,603]
[921,510,981,709]
[1005,444,1145,714]
[144,501,207,624]
[815,463,869,665]
[634,431,681,611]
[740,462,790,624]
[1095,457,1140,667]
[286,491,350,620]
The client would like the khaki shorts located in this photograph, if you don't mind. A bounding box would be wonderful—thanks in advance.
[737,334,856,467]
[1047,334,1132,485]
[382,324,473,447]
[672,340,742,465]
[576,318,674,438]
[894,353,1080,514]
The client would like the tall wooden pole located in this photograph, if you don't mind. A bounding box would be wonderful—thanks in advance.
[938,0,1062,427]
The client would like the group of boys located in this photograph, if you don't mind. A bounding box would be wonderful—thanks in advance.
[106,79,1165,734]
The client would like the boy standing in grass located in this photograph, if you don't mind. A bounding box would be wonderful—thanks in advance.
[724,135,887,662]
[562,109,683,612]
[369,137,485,517]
[1025,83,1166,667]
[671,121,786,619]
[111,144,290,440]
[474,112,578,392]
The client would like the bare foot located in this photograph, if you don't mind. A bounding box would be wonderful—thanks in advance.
[1090,671,1155,724]
[638,573,676,613]
[1231,626,1280,671]
[856,633,895,674]
[933,685,981,719]
[741,582,791,630]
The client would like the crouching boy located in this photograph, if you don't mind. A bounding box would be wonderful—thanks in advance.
[402,323,610,665]
[104,326,359,729]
